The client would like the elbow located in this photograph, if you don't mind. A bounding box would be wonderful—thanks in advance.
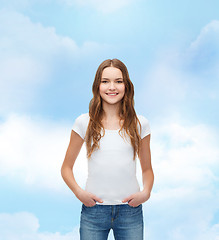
[60,163,73,178]
[60,164,66,178]
[60,165,64,178]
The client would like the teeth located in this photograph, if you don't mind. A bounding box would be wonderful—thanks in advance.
[107,93,117,95]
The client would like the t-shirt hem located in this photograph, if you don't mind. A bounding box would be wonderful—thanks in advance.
[96,202,129,205]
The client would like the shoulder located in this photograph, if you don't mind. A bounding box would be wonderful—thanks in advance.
[137,114,150,124]
[74,112,89,122]
[72,113,89,140]
[72,112,90,130]
[136,114,151,139]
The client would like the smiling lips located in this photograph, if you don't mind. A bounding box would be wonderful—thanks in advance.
[106,93,118,96]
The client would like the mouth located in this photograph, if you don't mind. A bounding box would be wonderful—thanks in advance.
[106,93,119,96]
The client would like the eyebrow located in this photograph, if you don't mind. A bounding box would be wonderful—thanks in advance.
[101,78,123,80]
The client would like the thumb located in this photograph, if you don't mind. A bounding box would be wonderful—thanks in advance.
[122,195,132,203]
[93,196,103,203]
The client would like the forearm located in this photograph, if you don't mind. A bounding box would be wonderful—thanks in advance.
[142,168,154,195]
[61,166,83,197]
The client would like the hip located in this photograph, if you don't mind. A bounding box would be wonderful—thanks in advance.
[80,203,143,220]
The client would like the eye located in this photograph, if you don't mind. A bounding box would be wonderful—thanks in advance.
[101,81,108,83]
[117,81,123,83]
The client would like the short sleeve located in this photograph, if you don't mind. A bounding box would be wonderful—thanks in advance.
[138,115,151,139]
[72,114,86,140]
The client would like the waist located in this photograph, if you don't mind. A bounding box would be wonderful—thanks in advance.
[96,201,128,205]
[85,177,140,205]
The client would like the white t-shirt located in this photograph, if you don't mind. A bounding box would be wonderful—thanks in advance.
[72,113,151,205]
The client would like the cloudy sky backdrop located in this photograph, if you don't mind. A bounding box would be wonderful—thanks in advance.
[0,0,219,239]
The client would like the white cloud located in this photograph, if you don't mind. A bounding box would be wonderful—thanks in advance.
[0,9,110,116]
[135,20,219,239]
[60,0,136,13]
[184,20,219,78]
[1,111,219,240]
[142,112,219,240]
[0,9,78,60]
[139,20,219,117]
[138,50,190,115]
[0,113,88,193]
[0,212,79,240]
[189,20,219,53]
[0,9,76,115]
[1,16,219,239]
[152,120,219,189]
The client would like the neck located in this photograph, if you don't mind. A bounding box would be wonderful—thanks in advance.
[101,103,122,120]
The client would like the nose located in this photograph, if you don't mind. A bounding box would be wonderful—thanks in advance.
[109,82,116,90]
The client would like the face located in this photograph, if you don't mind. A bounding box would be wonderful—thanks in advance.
[99,67,125,106]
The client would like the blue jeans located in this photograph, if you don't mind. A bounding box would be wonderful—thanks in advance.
[79,203,144,240]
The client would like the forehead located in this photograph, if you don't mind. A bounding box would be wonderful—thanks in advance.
[102,67,123,78]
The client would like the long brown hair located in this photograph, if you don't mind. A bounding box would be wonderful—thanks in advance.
[85,58,143,160]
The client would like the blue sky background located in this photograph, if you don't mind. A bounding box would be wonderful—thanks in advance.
[0,0,219,239]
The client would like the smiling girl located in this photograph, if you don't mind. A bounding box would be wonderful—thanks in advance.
[61,58,154,240]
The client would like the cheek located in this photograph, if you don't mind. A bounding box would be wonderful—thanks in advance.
[99,84,104,92]
[99,85,106,96]
[120,84,125,93]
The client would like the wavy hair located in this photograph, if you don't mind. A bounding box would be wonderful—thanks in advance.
[85,58,143,160]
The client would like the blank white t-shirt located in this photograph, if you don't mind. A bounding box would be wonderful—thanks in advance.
[72,113,151,205]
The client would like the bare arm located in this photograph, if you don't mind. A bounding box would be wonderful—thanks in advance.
[139,134,154,197]
[61,130,84,196]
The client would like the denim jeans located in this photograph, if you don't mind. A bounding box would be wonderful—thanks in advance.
[79,203,144,240]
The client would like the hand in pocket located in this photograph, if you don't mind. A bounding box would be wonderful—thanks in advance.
[122,191,150,207]
[76,189,103,207]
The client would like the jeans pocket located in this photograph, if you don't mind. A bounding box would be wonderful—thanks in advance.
[82,203,97,217]
[83,203,97,208]
[128,203,142,208]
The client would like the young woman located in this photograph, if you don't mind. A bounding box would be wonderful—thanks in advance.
[61,58,154,240]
